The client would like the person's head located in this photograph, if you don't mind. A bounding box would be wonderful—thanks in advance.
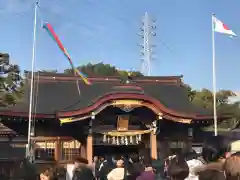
[198,169,225,180]
[100,156,104,162]
[195,159,225,180]
[53,166,66,180]
[165,155,189,180]
[224,154,240,180]
[144,164,154,172]
[105,156,112,162]
[202,135,230,163]
[184,151,199,161]
[74,157,88,168]
[116,159,124,168]
[40,168,53,180]
[93,156,98,162]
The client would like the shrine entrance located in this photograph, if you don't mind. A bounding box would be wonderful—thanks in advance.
[93,145,140,157]
[59,101,160,163]
[85,102,160,163]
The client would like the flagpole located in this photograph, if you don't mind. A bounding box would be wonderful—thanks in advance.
[212,13,218,136]
[27,0,38,162]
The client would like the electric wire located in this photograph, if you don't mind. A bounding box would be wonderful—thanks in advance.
[6,0,177,72]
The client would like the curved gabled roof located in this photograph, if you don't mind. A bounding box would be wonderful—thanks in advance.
[0,72,213,120]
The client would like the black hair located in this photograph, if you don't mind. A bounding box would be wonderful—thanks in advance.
[198,170,225,180]
[202,135,230,163]
[144,164,152,168]
[166,155,189,180]
[184,151,201,161]
[74,157,88,164]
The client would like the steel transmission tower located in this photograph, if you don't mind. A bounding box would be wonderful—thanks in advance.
[139,12,156,76]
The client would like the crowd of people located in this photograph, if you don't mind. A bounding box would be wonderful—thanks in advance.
[39,135,240,180]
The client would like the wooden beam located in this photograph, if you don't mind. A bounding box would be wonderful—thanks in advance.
[32,136,73,141]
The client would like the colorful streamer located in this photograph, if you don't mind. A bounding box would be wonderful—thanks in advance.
[42,22,91,85]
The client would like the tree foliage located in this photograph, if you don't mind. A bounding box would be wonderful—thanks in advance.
[64,62,143,77]
[187,85,240,130]
[0,53,23,107]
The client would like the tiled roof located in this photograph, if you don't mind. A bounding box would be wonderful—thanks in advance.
[0,73,212,118]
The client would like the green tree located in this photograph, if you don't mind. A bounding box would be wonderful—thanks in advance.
[216,90,235,105]
[188,88,236,110]
[184,84,196,101]
[64,62,143,77]
[191,89,213,109]
[185,85,240,129]
[0,53,23,107]
[188,87,239,130]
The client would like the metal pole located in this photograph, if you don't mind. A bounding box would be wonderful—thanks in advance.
[27,0,38,162]
[212,14,218,136]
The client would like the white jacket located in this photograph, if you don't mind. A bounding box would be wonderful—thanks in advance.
[107,167,125,180]
[185,159,203,180]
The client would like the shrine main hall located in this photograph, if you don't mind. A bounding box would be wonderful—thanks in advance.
[0,72,223,164]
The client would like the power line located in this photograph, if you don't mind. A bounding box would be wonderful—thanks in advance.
[8,0,177,69]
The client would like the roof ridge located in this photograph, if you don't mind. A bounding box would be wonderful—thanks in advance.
[24,71,183,78]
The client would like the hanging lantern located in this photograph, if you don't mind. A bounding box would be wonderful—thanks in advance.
[130,136,133,144]
[103,134,107,142]
[116,137,120,145]
[112,136,116,144]
[121,137,124,144]
[136,135,139,144]
[124,136,128,145]
[138,134,142,141]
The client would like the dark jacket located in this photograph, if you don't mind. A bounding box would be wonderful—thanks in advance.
[72,166,95,180]
[93,161,101,178]
[98,159,115,180]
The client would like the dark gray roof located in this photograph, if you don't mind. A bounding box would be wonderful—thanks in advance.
[0,74,212,117]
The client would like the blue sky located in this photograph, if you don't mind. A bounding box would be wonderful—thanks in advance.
[0,0,239,91]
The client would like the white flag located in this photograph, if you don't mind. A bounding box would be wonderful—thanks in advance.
[212,15,237,37]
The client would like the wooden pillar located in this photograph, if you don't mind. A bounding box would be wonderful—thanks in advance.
[87,119,93,164]
[150,132,157,160]
[80,144,86,159]
[87,135,93,164]
[54,137,61,162]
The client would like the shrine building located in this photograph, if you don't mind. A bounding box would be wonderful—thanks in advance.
[0,72,226,164]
